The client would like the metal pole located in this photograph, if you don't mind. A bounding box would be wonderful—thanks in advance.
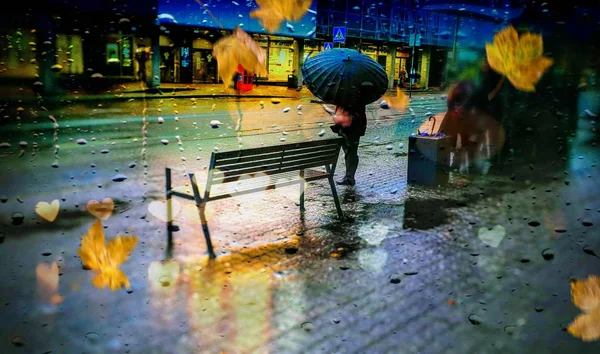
[409,29,416,98]
[452,15,459,65]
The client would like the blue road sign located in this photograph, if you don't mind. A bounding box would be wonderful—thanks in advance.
[323,42,333,51]
[333,26,346,43]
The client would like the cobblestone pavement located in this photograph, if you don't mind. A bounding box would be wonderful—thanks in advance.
[0,93,599,354]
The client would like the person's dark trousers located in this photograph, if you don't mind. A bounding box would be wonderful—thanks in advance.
[341,132,361,183]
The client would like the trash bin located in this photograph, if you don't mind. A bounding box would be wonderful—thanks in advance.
[407,135,452,186]
[287,74,298,88]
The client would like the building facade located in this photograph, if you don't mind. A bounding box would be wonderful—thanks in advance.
[0,1,558,90]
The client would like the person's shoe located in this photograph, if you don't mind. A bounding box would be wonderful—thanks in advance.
[336,178,355,186]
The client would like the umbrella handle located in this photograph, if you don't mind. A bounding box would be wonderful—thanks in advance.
[428,116,436,135]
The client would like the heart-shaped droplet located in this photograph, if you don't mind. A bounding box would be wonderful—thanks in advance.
[478,225,506,248]
[147,199,181,222]
[35,199,60,222]
[148,261,180,288]
[86,198,114,220]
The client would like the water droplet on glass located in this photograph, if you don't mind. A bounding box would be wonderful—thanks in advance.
[404,271,418,275]
[386,145,393,150]
[468,314,482,325]
[527,221,540,227]
[85,332,100,343]
[534,307,544,312]
[160,139,169,145]
[389,274,401,284]
[582,220,593,227]
[11,336,26,347]
[112,174,127,182]
[541,248,554,261]
[301,322,314,332]
[77,138,87,145]
[283,107,291,113]
[284,246,298,254]
[100,149,109,154]
[41,251,52,256]
[504,325,517,335]
[157,117,165,124]
[12,213,24,225]
[582,245,600,259]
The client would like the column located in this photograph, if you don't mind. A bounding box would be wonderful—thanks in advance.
[419,47,431,90]
[37,14,60,95]
[150,28,161,88]
[292,38,304,88]
[296,38,304,87]
[388,46,396,90]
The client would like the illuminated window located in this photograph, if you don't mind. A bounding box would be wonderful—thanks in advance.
[56,34,84,74]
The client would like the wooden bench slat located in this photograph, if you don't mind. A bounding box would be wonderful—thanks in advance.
[213,138,342,161]
[213,148,339,174]
[211,161,333,185]
[207,170,331,200]
[211,155,336,183]
[214,145,339,169]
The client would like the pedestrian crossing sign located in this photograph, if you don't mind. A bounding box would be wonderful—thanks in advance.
[333,26,346,43]
[324,42,333,51]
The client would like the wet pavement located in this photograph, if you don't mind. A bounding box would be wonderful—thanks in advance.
[0,89,599,353]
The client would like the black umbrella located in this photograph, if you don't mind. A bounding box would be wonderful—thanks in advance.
[302,48,388,108]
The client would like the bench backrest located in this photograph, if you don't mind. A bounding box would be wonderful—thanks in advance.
[208,138,343,187]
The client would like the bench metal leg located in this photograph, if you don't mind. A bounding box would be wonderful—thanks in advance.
[327,176,344,219]
[188,173,216,258]
[299,169,305,212]
[165,168,174,255]
[198,203,216,259]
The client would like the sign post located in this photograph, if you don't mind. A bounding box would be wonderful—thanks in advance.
[333,26,346,47]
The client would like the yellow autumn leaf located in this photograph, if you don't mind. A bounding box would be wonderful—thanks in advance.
[388,87,410,113]
[212,27,268,89]
[78,220,138,291]
[485,25,553,92]
[250,0,312,33]
[567,275,600,341]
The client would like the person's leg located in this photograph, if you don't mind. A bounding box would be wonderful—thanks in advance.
[338,134,360,185]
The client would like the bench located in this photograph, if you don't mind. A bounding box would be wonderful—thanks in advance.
[165,138,345,258]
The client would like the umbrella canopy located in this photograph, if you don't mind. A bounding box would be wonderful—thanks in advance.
[302,48,388,108]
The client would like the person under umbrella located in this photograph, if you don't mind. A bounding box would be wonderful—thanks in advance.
[302,49,388,187]
[330,82,373,186]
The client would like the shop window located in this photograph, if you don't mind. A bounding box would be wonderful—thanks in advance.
[106,35,134,76]
[268,44,293,82]
[106,43,119,64]
[56,34,84,74]
[0,29,37,78]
